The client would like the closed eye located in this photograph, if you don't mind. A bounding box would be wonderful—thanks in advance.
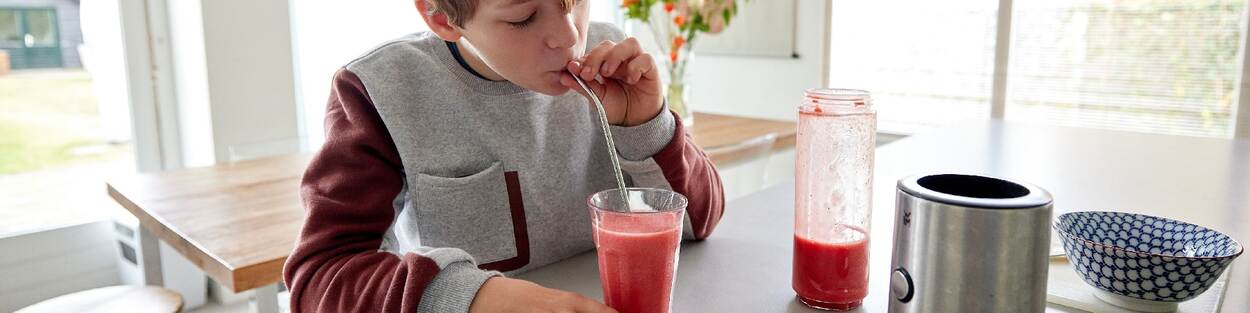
[508,12,536,29]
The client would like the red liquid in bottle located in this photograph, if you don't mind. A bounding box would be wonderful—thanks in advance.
[794,89,875,311]
[792,230,869,310]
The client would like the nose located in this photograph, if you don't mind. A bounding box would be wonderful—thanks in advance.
[546,13,578,50]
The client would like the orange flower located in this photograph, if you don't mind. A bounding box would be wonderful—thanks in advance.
[672,36,685,50]
[664,2,675,12]
[621,0,639,7]
[673,14,685,27]
[670,50,679,63]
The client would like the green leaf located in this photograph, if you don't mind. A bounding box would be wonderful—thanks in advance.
[692,14,709,32]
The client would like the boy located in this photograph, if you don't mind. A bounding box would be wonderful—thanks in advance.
[283,0,724,312]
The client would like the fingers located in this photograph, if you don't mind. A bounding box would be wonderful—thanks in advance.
[578,38,646,82]
[476,278,618,313]
[621,52,656,85]
[579,40,616,81]
[564,291,616,313]
[571,37,657,87]
[561,36,661,126]
[600,37,642,77]
[560,69,629,124]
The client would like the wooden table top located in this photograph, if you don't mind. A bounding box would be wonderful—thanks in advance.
[108,153,311,292]
[689,112,796,165]
[105,112,795,292]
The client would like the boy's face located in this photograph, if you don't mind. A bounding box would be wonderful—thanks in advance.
[456,0,590,95]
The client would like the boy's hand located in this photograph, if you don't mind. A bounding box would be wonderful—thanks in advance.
[469,277,618,313]
[560,37,664,127]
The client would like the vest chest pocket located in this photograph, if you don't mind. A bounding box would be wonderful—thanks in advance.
[413,161,530,271]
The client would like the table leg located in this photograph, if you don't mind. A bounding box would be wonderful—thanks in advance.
[138,226,164,286]
[252,283,281,313]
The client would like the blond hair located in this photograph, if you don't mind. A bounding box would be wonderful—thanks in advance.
[425,0,579,27]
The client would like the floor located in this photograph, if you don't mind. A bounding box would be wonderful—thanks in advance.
[188,301,251,313]
[186,291,289,313]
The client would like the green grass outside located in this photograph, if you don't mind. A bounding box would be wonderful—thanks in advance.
[0,70,129,175]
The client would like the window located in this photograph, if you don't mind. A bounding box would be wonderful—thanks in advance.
[827,1,998,134]
[830,0,1249,138]
[25,9,57,47]
[1,3,134,237]
[0,10,21,47]
[1007,0,1243,137]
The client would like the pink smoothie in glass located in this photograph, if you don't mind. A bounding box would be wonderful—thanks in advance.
[594,213,683,313]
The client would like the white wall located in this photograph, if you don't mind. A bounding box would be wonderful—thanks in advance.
[201,0,301,163]
[163,0,302,166]
[688,0,828,122]
[0,222,119,312]
[291,0,428,147]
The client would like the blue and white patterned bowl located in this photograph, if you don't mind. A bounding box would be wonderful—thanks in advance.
[1054,211,1243,309]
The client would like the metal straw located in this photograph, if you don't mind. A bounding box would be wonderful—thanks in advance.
[570,72,632,209]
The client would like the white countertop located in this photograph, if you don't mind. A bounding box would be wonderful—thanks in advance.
[520,121,1250,312]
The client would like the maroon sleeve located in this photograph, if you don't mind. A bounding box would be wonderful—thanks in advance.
[283,69,442,312]
[652,112,726,240]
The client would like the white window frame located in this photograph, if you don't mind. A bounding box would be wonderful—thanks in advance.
[1235,2,1250,138]
[119,0,183,172]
